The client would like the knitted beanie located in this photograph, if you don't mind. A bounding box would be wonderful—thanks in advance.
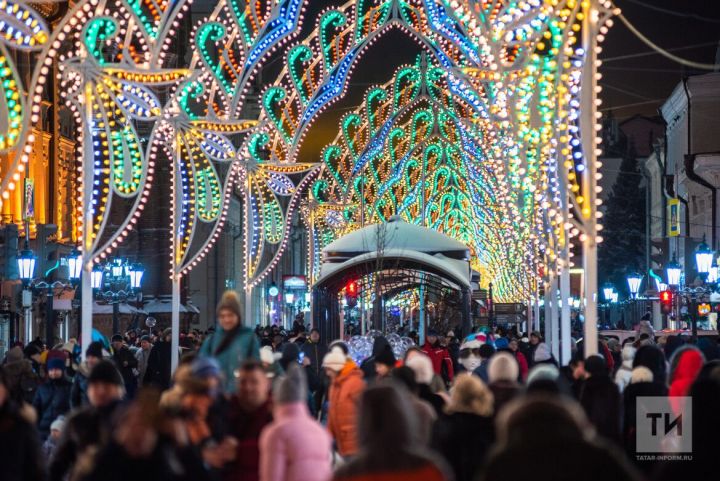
[217,290,242,320]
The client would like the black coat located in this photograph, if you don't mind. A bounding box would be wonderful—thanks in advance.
[49,401,122,481]
[579,375,622,445]
[623,381,668,469]
[112,347,138,389]
[144,341,172,390]
[481,437,640,481]
[1,359,41,404]
[301,341,328,380]
[77,438,210,481]
[432,412,494,481]
[0,403,45,481]
[32,377,72,438]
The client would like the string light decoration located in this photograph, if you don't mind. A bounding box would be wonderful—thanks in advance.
[0,0,614,310]
[244,0,614,302]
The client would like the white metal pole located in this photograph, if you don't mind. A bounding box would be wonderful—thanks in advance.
[580,0,602,357]
[560,264,571,364]
[533,288,541,333]
[549,272,558,356]
[244,168,253,328]
[81,78,94,359]
[171,274,180,372]
[538,276,555,339]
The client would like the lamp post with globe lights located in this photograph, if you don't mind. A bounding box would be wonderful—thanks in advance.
[627,272,643,326]
[91,258,145,335]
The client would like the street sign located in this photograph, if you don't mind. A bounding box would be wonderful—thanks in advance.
[667,198,680,237]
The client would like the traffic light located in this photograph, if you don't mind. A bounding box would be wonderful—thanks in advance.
[345,280,358,308]
[660,290,673,315]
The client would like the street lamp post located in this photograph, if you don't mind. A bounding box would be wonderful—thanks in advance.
[17,247,36,342]
[602,283,614,326]
[664,240,718,338]
[92,258,144,335]
[627,272,643,326]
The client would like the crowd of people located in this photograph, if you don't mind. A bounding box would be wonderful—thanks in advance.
[2,290,719,481]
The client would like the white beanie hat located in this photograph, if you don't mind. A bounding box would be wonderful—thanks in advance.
[488,352,519,383]
[50,416,66,432]
[322,350,347,372]
[405,352,434,385]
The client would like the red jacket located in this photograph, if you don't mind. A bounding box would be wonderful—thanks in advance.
[421,343,454,383]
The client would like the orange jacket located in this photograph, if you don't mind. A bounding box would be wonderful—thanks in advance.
[327,360,365,456]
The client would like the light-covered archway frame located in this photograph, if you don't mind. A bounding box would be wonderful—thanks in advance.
[0,0,614,361]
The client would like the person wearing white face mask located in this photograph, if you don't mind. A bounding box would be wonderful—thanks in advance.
[458,339,483,373]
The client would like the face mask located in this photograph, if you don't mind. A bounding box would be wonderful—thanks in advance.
[460,355,482,372]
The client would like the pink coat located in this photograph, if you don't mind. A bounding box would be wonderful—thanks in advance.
[259,402,332,481]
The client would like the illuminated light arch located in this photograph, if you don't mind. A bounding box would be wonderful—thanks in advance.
[242,0,613,300]
[305,57,534,301]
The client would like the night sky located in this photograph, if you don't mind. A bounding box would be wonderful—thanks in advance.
[600,0,719,120]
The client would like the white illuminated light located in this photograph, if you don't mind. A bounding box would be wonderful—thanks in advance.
[627,273,642,298]
[67,250,82,281]
[666,258,682,287]
[17,250,37,281]
[91,268,104,289]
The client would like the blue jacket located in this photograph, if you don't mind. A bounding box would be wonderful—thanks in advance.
[33,377,71,438]
[199,326,260,393]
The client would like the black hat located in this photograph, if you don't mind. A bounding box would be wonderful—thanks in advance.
[140,335,151,343]
[111,334,123,343]
[88,360,124,386]
[375,345,396,367]
[85,341,104,359]
[427,329,439,337]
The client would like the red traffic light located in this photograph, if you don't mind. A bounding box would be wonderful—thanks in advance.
[660,290,673,315]
[346,281,357,296]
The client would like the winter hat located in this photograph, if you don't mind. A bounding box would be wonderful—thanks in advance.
[375,345,396,367]
[47,358,66,372]
[631,366,654,384]
[405,352,434,385]
[494,337,509,350]
[6,346,23,363]
[329,340,349,355]
[87,360,124,386]
[427,329,439,337]
[447,374,494,417]
[111,334,123,343]
[85,341,104,359]
[488,352,519,383]
[526,363,560,385]
[216,290,242,320]
[50,417,66,432]
[322,350,347,372]
[140,335,151,343]
[274,364,307,405]
[533,343,552,363]
[259,346,276,365]
[191,357,222,379]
